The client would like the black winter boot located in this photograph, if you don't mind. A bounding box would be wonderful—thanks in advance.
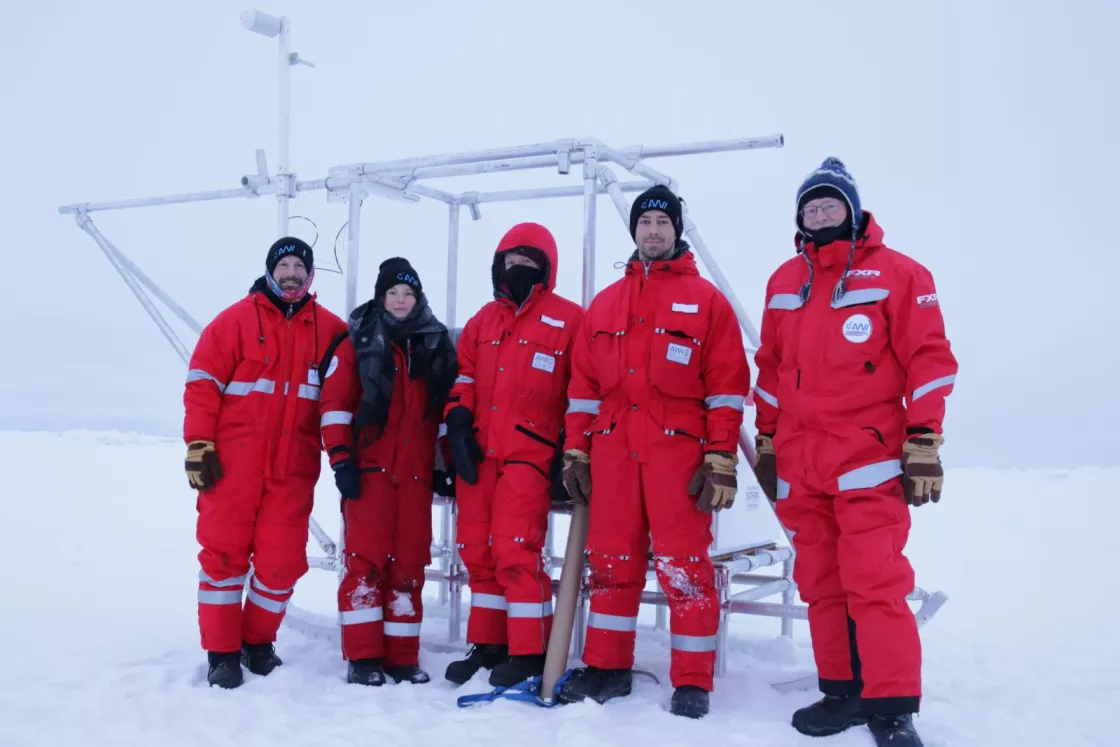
[444,644,508,685]
[383,664,431,684]
[241,642,282,676]
[670,685,709,718]
[347,658,386,686]
[489,653,546,687]
[791,694,868,736]
[868,714,923,747]
[207,651,244,689]
[557,666,633,705]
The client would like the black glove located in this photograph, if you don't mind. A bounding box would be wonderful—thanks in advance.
[754,434,778,502]
[185,440,223,491]
[332,458,363,500]
[445,406,484,485]
[433,467,456,498]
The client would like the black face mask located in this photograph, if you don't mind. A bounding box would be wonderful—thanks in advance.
[504,264,545,303]
[803,216,854,248]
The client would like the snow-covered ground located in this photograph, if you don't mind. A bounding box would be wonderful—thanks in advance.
[0,429,1114,747]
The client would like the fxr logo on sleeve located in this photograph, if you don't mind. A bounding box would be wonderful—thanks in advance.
[917,293,939,308]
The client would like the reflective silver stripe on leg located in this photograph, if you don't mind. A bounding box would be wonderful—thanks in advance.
[671,633,718,652]
[586,611,638,632]
[198,589,243,605]
[470,593,509,611]
[246,588,288,614]
[198,571,247,588]
[341,607,384,625]
[250,577,293,595]
[836,459,902,491]
[508,601,554,618]
[383,621,423,637]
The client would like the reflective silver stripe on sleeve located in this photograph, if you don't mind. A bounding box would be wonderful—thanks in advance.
[912,374,956,402]
[587,611,638,632]
[566,399,602,415]
[186,369,226,393]
[245,589,288,614]
[224,378,276,396]
[768,294,804,310]
[753,386,778,408]
[776,478,791,500]
[455,375,475,385]
[198,571,246,588]
[705,394,745,411]
[836,459,902,491]
[250,577,293,596]
[341,607,384,625]
[198,589,243,605]
[508,601,554,618]
[384,621,423,637]
[470,593,509,611]
[321,411,354,427]
[831,288,890,309]
[297,384,321,401]
[671,633,718,652]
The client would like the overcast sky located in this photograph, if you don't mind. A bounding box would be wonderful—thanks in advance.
[2,0,1116,468]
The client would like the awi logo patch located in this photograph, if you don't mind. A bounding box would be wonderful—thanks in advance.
[842,314,873,343]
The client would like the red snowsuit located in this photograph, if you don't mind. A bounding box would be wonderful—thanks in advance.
[319,337,440,666]
[565,250,751,691]
[448,223,584,655]
[754,211,957,714]
[184,285,346,653]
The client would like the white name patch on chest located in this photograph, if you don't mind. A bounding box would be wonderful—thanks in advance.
[666,342,692,365]
[671,303,699,314]
[532,352,556,373]
[307,368,321,386]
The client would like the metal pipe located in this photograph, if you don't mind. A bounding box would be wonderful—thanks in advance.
[382,154,582,182]
[307,516,337,557]
[105,244,204,336]
[356,140,574,175]
[597,145,674,186]
[681,212,761,350]
[345,186,365,315]
[445,203,460,342]
[74,213,192,365]
[597,165,633,223]
[449,498,462,642]
[472,181,652,205]
[730,579,791,603]
[729,600,808,620]
[308,556,338,572]
[277,16,291,237]
[581,152,599,306]
[58,186,259,215]
[617,134,785,160]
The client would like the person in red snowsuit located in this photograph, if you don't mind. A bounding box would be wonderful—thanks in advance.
[318,257,458,687]
[442,223,585,688]
[183,237,346,689]
[559,186,752,719]
[752,158,957,747]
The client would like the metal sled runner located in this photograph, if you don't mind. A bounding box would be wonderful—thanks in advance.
[56,9,948,693]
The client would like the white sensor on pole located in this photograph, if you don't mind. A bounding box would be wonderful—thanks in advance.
[241,10,282,37]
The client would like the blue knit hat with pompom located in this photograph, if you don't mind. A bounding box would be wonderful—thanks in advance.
[795,157,862,233]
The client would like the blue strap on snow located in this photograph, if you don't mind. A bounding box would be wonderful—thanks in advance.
[456,669,574,708]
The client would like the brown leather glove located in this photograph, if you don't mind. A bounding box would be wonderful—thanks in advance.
[186,440,223,491]
[688,451,739,512]
[754,434,778,502]
[901,433,944,506]
[562,449,592,505]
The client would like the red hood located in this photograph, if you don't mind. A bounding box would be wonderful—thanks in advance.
[794,210,886,268]
[492,222,559,297]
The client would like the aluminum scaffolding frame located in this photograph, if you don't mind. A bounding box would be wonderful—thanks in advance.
[56,9,947,688]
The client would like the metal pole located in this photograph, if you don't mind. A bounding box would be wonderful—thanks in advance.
[345,186,366,316]
[597,165,633,223]
[471,181,652,205]
[446,203,461,329]
[581,150,599,306]
[110,246,203,336]
[681,209,762,350]
[277,16,291,237]
[75,213,191,365]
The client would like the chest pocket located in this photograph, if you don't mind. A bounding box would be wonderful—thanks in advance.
[514,318,570,422]
[648,306,706,400]
[588,317,627,394]
[825,288,891,371]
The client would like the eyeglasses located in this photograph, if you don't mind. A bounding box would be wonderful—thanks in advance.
[800,202,845,219]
